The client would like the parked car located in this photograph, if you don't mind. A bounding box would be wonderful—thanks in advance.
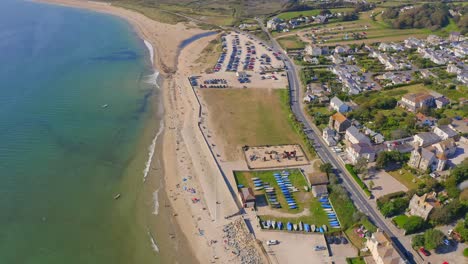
[419,247,430,256]
[341,237,348,244]
[443,238,451,246]
[266,240,279,246]
[314,245,327,251]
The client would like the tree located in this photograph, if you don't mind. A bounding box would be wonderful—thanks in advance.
[404,115,416,129]
[423,229,444,250]
[403,216,425,234]
[375,112,387,127]
[320,162,333,175]
[438,118,451,126]
[320,9,331,16]
[412,234,425,248]
[355,157,369,175]
[369,180,375,190]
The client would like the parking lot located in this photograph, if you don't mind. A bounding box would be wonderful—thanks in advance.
[197,32,288,89]
[257,231,332,264]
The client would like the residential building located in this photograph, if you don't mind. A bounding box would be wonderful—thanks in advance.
[329,112,351,132]
[408,193,439,221]
[404,37,424,49]
[399,93,434,112]
[408,147,435,171]
[366,230,404,264]
[433,125,458,140]
[447,63,462,74]
[334,45,350,54]
[435,97,450,109]
[305,45,323,56]
[457,72,468,85]
[347,143,376,164]
[449,32,461,42]
[345,126,371,145]
[413,132,441,147]
[322,127,337,146]
[330,96,349,113]
[433,138,457,157]
[238,187,255,208]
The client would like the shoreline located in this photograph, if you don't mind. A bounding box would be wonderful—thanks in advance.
[34,1,239,263]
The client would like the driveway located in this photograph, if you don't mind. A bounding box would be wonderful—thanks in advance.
[364,170,408,198]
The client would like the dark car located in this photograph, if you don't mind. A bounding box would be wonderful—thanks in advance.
[419,247,430,256]
[341,237,348,244]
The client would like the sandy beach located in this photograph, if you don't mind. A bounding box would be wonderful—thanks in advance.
[36,1,260,263]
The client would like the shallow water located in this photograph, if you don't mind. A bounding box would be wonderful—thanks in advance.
[0,1,166,263]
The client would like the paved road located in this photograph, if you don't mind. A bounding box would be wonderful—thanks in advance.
[255,18,416,264]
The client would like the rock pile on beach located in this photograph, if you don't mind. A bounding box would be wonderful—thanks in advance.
[223,218,264,264]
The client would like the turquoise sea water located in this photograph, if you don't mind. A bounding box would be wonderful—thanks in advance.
[0,1,178,263]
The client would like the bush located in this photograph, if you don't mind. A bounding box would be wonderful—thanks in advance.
[412,234,425,248]
[377,191,406,206]
[403,216,426,234]
[464,247,468,257]
[345,164,371,197]
[423,229,445,250]
[381,197,409,217]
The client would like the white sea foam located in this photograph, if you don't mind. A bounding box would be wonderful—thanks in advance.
[143,119,164,182]
[148,231,160,253]
[144,71,160,86]
[152,188,160,215]
[144,39,154,66]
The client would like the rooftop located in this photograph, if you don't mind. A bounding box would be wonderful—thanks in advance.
[330,112,348,123]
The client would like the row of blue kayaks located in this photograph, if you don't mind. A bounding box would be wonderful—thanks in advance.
[252,178,265,191]
[319,196,341,229]
[261,219,328,233]
[273,172,297,209]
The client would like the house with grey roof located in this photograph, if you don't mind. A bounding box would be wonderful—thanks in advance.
[347,143,376,164]
[330,96,350,113]
[322,127,337,146]
[408,147,435,171]
[345,126,371,145]
[413,132,441,147]
[433,125,458,140]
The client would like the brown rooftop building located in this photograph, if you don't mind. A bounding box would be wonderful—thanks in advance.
[329,112,352,132]
[238,187,255,208]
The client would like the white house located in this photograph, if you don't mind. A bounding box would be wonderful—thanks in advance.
[330,96,349,113]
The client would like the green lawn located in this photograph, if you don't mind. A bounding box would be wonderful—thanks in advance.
[387,169,421,190]
[258,196,329,228]
[393,214,409,229]
[276,8,355,20]
[346,257,366,264]
[234,169,309,213]
[277,35,306,50]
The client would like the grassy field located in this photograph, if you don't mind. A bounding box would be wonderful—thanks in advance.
[344,219,377,250]
[277,35,307,50]
[272,7,455,46]
[276,8,354,21]
[258,196,330,229]
[200,89,305,160]
[393,214,409,229]
[352,83,430,105]
[195,35,222,73]
[346,257,366,264]
[234,169,309,213]
[387,169,421,190]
